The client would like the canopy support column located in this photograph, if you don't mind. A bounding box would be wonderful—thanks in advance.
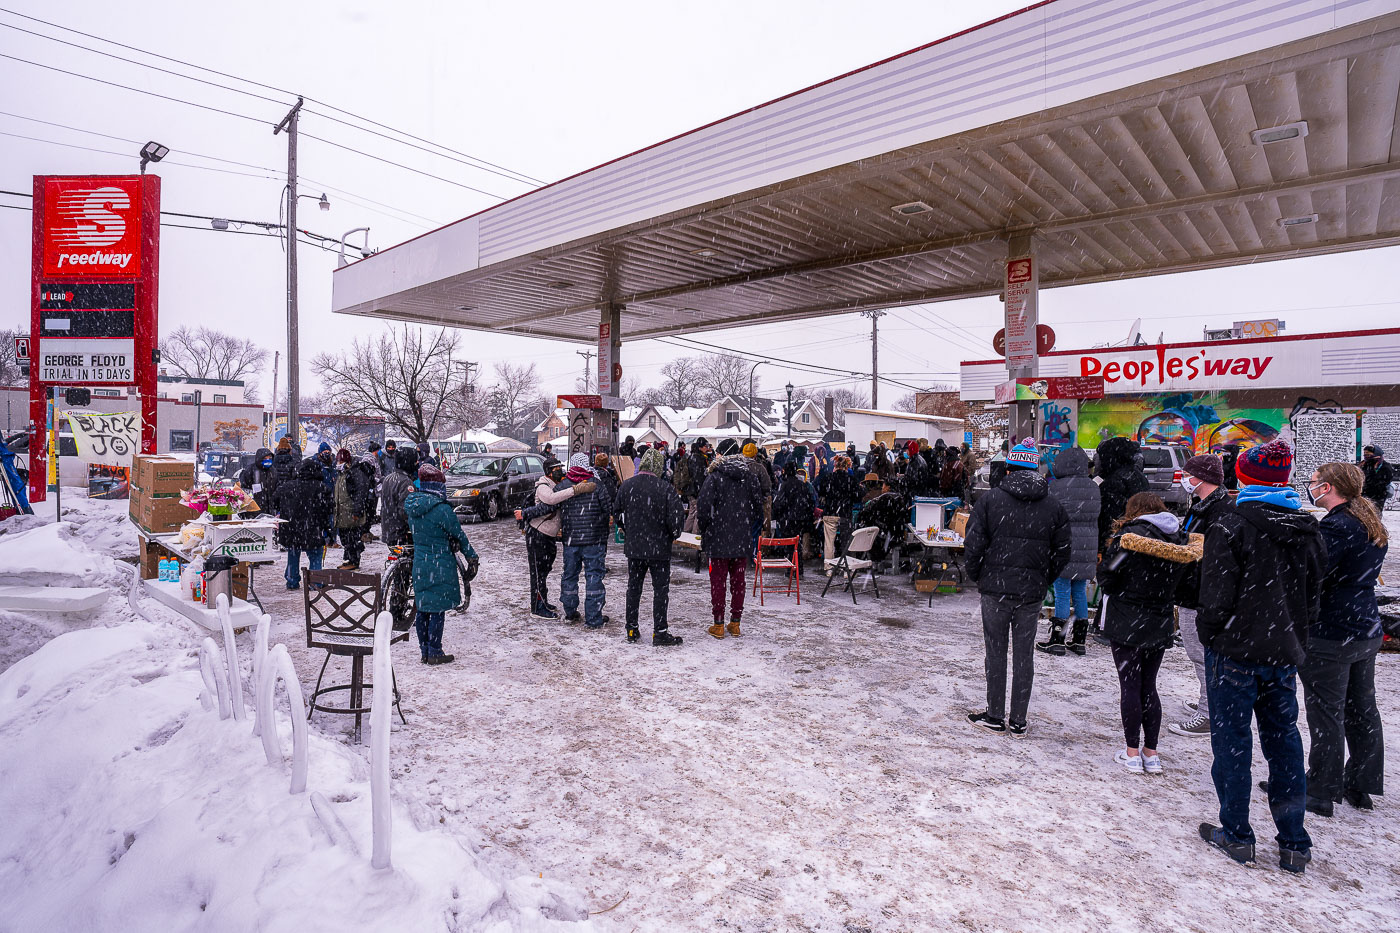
[1006,233,1039,442]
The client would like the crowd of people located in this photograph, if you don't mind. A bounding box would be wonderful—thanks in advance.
[243,427,1390,875]
[962,435,1389,875]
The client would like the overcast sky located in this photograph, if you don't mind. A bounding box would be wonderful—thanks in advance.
[3,0,1398,407]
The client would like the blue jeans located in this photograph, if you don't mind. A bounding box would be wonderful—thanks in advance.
[415,610,445,660]
[1206,648,1311,851]
[1053,577,1088,620]
[284,546,324,588]
[560,543,607,627]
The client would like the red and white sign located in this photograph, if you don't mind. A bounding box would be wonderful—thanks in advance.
[41,177,144,278]
[993,324,1054,356]
[14,336,29,362]
[959,328,1400,400]
[596,322,613,396]
[1003,256,1037,371]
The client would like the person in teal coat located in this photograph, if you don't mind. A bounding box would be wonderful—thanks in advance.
[404,462,479,665]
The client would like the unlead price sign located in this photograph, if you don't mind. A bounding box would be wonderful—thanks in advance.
[38,338,134,383]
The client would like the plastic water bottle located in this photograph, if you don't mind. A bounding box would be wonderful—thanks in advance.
[158,558,170,582]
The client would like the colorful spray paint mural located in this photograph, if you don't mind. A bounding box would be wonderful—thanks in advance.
[1078,392,1283,454]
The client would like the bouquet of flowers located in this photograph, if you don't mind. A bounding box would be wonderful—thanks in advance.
[179,480,254,519]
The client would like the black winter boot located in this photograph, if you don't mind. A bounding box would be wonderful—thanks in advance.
[653,629,683,647]
[626,625,641,643]
[1067,619,1089,656]
[1036,618,1068,656]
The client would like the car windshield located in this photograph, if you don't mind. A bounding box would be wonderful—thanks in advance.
[449,457,503,477]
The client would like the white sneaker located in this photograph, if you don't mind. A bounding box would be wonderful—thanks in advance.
[1116,750,1144,774]
[1142,754,1163,775]
[1181,698,1198,714]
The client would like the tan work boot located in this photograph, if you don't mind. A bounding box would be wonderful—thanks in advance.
[707,622,726,639]
[726,619,742,637]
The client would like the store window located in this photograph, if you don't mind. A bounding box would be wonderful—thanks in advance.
[93,388,122,398]
[181,393,194,403]
[169,430,194,451]
[213,394,227,403]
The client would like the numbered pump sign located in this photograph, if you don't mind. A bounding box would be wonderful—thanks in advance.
[29,175,161,503]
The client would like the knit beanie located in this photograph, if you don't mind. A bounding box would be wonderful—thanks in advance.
[1006,441,1040,470]
[417,462,446,484]
[277,437,291,451]
[906,440,920,456]
[639,447,666,475]
[742,442,758,458]
[1183,454,1225,487]
[717,438,741,456]
[1234,440,1293,487]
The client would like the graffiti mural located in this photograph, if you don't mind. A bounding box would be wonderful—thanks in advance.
[1078,392,1283,454]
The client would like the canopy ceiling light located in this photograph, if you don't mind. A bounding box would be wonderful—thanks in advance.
[1277,213,1319,227]
[891,201,933,216]
[1251,121,1309,145]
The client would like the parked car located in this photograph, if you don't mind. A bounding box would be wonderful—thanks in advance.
[445,453,547,522]
[1139,444,1192,510]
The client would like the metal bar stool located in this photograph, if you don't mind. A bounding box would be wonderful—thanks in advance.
[304,568,408,743]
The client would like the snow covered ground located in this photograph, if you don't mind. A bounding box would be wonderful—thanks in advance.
[2,494,1398,931]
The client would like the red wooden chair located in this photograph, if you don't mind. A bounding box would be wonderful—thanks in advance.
[753,536,800,605]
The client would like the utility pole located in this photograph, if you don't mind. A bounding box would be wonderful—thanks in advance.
[576,350,594,393]
[274,97,305,449]
[861,309,887,407]
[267,349,279,448]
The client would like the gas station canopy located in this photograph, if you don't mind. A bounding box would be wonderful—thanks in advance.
[332,0,1400,344]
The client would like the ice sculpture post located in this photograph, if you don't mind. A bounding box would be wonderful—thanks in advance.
[198,637,231,719]
[257,644,309,794]
[369,609,392,869]
[214,594,246,722]
[251,613,271,737]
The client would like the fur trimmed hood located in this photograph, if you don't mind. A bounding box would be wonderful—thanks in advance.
[1119,531,1204,564]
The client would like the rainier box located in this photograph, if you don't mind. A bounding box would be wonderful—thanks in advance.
[203,520,277,562]
[133,455,194,497]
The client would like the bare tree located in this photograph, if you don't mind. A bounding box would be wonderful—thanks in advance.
[0,328,24,387]
[212,417,259,450]
[793,386,870,427]
[311,325,461,443]
[160,326,268,402]
[694,353,754,403]
[657,357,705,408]
[486,361,547,440]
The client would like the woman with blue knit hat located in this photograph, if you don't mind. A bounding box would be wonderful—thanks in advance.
[963,440,1071,737]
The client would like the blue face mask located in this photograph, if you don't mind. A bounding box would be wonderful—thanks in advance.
[261,459,273,469]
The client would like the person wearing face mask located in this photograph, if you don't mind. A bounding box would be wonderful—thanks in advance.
[239,447,278,514]
[515,458,593,620]
[1168,454,1235,739]
[1296,462,1388,816]
[1359,445,1393,515]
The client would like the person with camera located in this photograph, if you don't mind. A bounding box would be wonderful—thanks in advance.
[404,462,479,665]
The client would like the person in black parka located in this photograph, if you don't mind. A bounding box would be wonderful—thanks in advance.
[1095,436,1150,552]
[697,452,764,638]
[270,436,301,510]
[277,457,334,589]
[1360,445,1394,514]
[1039,445,1102,656]
[963,441,1071,735]
[1098,492,1199,774]
[613,447,685,646]
[239,447,278,514]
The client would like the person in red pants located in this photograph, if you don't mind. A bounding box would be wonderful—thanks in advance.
[697,446,765,638]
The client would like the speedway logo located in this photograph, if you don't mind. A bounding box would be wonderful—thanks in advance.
[42,178,143,277]
[1080,346,1273,387]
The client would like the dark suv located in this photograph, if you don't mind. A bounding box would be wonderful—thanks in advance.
[446,453,546,522]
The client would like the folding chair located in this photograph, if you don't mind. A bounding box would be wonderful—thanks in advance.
[305,569,409,743]
[822,525,880,604]
[753,536,800,605]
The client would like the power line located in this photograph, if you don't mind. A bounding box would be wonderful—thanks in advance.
[298,131,508,200]
[0,7,545,188]
[653,334,929,392]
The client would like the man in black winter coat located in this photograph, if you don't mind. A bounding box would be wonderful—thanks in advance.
[239,447,278,514]
[697,453,764,639]
[613,448,685,646]
[1360,445,1393,514]
[556,452,615,629]
[270,438,300,511]
[1196,440,1324,874]
[1095,436,1149,551]
[963,442,1071,736]
[277,458,333,589]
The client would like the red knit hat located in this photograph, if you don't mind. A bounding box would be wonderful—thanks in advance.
[1234,439,1293,487]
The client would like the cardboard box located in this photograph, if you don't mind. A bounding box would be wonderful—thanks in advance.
[133,455,195,497]
[950,507,971,539]
[203,520,277,563]
[130,486,195,533]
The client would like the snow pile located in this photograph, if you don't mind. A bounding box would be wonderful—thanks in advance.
[0,617,594,932]
[0,521,117,587]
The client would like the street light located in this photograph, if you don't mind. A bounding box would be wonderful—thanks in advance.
[785,382,794,440]
[139,141,169,174]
